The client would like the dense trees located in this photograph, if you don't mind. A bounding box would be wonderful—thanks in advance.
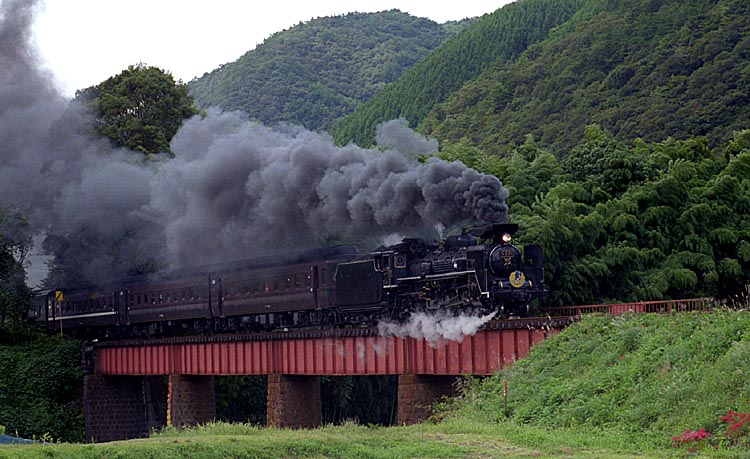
[442,128,750,306]
[75,64,197,155]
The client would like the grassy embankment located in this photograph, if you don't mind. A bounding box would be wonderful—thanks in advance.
[2,309,750,458]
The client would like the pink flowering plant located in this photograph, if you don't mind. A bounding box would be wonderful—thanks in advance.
[671,406,750,453]
[671,428,713,453]
[719,409,750,447]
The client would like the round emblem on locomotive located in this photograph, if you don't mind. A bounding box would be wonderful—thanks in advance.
[509,271,526,288]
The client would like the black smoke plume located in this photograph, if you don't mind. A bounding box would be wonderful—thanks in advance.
[0,0,508,284]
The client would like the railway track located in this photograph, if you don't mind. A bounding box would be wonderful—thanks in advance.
[93,297,713,348]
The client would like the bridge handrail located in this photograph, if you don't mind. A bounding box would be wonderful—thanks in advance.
[544,297,713,318]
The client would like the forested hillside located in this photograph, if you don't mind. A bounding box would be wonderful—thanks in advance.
[422,0,750,156]
[188,10,468,131]
[330,0,587,146]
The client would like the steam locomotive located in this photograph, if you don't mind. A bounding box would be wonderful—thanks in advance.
[31,223,546,338]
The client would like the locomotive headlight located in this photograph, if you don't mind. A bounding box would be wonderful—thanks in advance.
[501,233,512,243]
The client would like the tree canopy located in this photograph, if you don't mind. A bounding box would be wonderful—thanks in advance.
[330,0,586,147]
[75,64,197,155]
[0,209,32,324]
[440,127,750,306]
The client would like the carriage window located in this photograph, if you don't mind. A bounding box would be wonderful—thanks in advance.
[321,268,327,285]
[305,274,311,287]
[294,274,301,288]
[284,277,291,289]
[254,280,260,293]
[273,278,280,291]
[263,280,270,293]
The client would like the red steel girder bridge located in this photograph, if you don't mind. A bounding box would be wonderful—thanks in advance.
[90,298,711,377]
[82,298,711,442]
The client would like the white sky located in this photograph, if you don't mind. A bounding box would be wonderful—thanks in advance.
[32,0,514,97]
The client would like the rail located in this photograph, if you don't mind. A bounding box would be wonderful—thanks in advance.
[92,298,714,349]
[544,297,713,318]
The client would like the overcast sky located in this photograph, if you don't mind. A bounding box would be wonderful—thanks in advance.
[31,0,514,97]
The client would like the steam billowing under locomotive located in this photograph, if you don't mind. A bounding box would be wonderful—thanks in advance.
[32,222,546,338]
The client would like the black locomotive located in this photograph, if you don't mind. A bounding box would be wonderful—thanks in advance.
[32,223,546,338]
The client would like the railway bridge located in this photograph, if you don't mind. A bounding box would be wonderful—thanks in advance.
[83,298,709,442]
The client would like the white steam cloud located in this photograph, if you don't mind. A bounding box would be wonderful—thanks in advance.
[378,311,496,347]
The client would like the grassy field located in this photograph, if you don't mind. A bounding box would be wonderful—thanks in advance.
[3,309,750,458]
[0,419,691,459]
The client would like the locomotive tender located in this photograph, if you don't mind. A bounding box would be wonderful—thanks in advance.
[32,223,546,338]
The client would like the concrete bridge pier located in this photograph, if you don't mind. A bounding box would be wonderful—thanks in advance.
[266,374,322,428]
[397,375,457,425]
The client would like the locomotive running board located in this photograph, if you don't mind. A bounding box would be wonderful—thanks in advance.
[385,270,490,296]
[394,270,477,282]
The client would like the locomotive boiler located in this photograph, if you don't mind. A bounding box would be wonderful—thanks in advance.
[32,223,546,338]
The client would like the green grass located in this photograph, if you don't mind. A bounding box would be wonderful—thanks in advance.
[4,309,750,458]
[0,420,671,459]
[446,309,750,457]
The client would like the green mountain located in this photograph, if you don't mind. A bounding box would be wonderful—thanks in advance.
[330,0,587,147]
[421,0,750,156]
[188,10,470,131]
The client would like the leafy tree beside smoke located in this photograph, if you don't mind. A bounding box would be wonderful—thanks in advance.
[0,209,32,324]
[74,64,197,156]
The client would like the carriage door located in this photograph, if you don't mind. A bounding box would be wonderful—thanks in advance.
[312,266,319,309]
[114,288,121,325]
[210,276,224,318]
[46,291,55,332]
[119,289,131,325]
